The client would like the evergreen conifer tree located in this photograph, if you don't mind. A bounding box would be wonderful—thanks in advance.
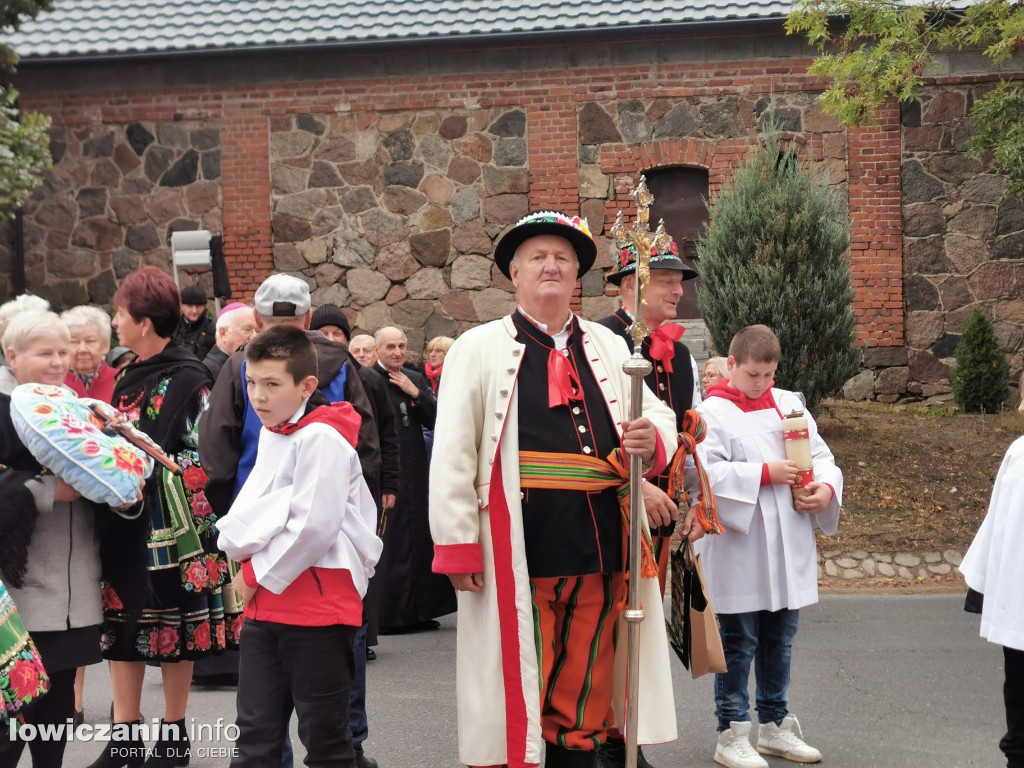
[951,309,1009,413]
[696,127,858,412]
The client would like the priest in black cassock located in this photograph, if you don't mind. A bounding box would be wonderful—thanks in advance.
[373,326,456,632]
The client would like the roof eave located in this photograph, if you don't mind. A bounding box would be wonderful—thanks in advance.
[15,15,789,67]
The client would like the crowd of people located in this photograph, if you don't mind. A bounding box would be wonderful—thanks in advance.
[0,207,1019,768]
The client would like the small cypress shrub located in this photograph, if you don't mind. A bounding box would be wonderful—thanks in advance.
[696,125,859,412]
[951,309,1009,413]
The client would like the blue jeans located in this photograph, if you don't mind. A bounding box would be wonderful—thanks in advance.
[714,608,800,732]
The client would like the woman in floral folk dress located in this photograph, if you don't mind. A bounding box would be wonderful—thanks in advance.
[89,268,235,768]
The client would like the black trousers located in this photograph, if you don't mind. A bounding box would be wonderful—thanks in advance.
[232,620,357,768]
[1003,646,1024,768]
[0,668,76,768]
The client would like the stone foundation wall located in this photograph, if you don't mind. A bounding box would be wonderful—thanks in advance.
[844,85,1024,407]
[267,107,529,356]
[0,120,222,308]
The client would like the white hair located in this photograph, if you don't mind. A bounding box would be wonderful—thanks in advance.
[2,311,69,356]
[0,294,50,340]
[216,306,253,331]
[373,326,406,346]
[60,305,112,343]
[705,356,729,378]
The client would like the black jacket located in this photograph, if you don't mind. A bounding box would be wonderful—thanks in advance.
[174,314,216,361]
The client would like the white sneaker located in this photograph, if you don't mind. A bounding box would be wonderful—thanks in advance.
[715,721,769,768]
[757,714,823,763]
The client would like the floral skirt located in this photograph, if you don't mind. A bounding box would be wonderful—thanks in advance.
[100,569,243,663]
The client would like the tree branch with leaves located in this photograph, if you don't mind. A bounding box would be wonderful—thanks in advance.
[0,0,53,220]
[786,0,1024,197]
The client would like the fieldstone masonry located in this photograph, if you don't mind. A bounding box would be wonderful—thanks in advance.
[845,86,1024,406]
[268,107,527,356]
[817,547,963,582]
[0,120,222,306]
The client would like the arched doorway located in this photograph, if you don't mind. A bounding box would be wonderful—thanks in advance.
[644,167,709,320]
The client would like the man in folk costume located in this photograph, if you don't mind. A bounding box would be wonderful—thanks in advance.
[596,242,707,767]
[429,211,678,768]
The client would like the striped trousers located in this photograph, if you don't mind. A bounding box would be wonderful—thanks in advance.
[531,572,624,752]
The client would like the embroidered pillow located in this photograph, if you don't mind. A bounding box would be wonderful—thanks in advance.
[10,383,153,507]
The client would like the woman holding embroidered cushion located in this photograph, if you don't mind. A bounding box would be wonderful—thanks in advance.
[89,267,230,768]
[0,311,148,768]
[61,305,117,403]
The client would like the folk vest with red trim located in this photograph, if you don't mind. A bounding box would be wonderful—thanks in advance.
[512,311,621,579]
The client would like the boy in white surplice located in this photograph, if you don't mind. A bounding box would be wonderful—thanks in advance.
[216,325,382,768]
[696,325,842,768]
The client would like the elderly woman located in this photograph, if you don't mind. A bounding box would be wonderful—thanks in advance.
[61,305,116,403]
[701,355,729,395]
[424,335,454,393]
[0,311,147,768]
[89,267,229,768]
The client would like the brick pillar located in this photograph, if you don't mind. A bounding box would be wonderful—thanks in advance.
[526,99,583,312]
[221,110,273,298]
[847,103,904,347]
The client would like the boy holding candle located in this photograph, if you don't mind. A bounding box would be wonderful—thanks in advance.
[697,325,842,768]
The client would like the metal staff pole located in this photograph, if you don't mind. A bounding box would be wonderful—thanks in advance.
[610,176,674,768]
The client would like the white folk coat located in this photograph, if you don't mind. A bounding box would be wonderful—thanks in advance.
[429,315,679,768]
[960,435,1024,652]
[696,389,843,614]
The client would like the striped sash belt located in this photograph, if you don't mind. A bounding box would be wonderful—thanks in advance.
[518,449,658,580]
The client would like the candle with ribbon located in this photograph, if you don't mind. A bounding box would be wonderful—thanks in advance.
[779,392,814,500]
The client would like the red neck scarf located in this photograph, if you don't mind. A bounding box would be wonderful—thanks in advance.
[547,348,582,408]
[424,362,442,392]
[266,401,362,447]
[705,380,781,415]
[648,323,686,373]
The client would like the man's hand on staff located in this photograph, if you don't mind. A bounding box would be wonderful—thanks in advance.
[641,482,677,529]
[620,417,657,460]
[450,573,484,592]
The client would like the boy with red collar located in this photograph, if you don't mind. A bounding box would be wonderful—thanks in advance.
[697,325,842,768]
[216,326,382,768]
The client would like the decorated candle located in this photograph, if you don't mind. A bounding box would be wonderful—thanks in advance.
[781,408,814,500]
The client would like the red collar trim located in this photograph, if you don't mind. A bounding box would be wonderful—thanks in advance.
[705,380,782,415]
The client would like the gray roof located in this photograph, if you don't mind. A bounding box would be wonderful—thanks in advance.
[8,0,791,61]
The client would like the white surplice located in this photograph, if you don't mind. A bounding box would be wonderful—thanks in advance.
[960,435,1024,652]
[217,411,382,597]
[697,388,843,614]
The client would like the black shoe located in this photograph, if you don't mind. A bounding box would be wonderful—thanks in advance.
[366,647,376,661]
[143,718,190,767]
[74,708,85,727]
[545,742,596,768]
[594,737,654,768]
[88,721,145,768]
[355,751,379,768]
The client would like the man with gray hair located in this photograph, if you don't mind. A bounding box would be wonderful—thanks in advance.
[202,303,257,380]
[371,326,454,633]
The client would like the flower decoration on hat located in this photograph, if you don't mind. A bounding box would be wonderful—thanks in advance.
[493,209,598,279]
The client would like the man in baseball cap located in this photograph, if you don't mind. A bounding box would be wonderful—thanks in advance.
[252,274,312,319]
[174,283,216,359]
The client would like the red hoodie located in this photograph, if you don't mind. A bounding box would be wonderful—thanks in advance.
[240,401,365,627]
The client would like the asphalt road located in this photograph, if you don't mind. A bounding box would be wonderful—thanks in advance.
[35,594,1005,767]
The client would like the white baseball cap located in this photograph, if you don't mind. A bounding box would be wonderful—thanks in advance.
[253,274,311,317]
